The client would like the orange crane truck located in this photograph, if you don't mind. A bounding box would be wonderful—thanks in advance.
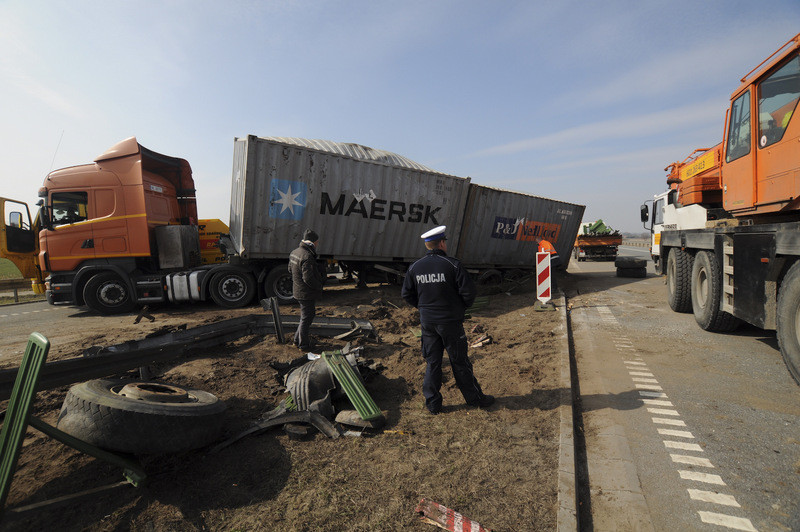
[640,32,800,384]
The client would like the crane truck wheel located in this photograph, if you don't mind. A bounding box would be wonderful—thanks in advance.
[776,262,800,385]
[209,270,256,308]
[56,379,226,454]
[690,251,739,332]
[666,248,693,313]
[83,272,136,314]
[264,266,295,303]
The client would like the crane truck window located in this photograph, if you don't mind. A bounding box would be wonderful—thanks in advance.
[757,54,800,148]
[726,90,751,163]
[51,191,88,226]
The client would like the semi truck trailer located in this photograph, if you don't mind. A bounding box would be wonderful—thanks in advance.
[1,135,584,314]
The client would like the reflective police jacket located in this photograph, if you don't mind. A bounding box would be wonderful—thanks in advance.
[401,249,476,323]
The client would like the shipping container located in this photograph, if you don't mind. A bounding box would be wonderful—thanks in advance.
[456,184,585,269]
[228,136,472,262]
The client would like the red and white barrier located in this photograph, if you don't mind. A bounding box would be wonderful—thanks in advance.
[536,251,551,304]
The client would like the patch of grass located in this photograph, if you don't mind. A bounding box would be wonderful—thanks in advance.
[0,258,23,279]
[0,294,46,306]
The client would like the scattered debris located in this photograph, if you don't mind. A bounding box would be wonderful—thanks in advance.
[415,498,492,532]
[470,324,485,334]
[534,300,557,312]
[470,334,492,348]
[133,305,155,324]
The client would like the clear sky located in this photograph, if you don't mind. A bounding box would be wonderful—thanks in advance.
[1,1,798,233]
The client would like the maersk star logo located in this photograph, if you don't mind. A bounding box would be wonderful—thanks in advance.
[269,179,307,220]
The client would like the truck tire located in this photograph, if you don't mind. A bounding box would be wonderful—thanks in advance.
[83,272,136,314]
[264,266,294,303]
[617,267,646,278]
[56,379,227,454]
[776,262,800,385]
[209,269,256,308]
[691,251,739,332]
[666,248,693,313]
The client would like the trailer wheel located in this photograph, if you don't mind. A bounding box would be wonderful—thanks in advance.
[666,248,693,313]
[209,270,256,308]
[56,379,226,454]
[477,269,503,285]
[691,251,739,332]
[264,266,295,303]
[83,272,136,314]
[776,262,800,385]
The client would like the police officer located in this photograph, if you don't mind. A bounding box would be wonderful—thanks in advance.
[289,229,325,351]
[401,225,494,414]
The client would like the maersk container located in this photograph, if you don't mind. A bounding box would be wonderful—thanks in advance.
[455,184,585,269]
[228,135,472,261]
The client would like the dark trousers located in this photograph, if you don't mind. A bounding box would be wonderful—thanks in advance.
[420,321,484,412]
[294,299,316,350]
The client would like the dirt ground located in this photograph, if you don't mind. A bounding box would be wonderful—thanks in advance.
[2,276,564,531]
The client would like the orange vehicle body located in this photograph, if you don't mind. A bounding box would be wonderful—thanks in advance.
[665,33,800,218]
[38,137,197,276]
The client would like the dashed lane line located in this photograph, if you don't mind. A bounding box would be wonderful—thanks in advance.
[596,305,758,532]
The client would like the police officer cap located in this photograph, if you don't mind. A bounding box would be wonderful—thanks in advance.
[421,225,447,242]
[303,229,319,242]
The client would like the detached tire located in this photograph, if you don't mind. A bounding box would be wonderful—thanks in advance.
[691,251,739,332]
[776,262,800,385]
[264,266,295,303]
[83,272,136,314]
[667,248,693,313]
[209,269,256,308]
[617,267,646,278]
[57,379,227,454]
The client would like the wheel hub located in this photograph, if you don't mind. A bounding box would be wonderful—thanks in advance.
[116,382,194,403]
[99,284,125,304]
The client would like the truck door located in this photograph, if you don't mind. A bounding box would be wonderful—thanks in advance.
[722,89,756,212]
[755,53,800,208]
[42,190,94,272]
[0,198,41,280]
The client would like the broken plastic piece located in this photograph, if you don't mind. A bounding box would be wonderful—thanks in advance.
[415,498,492,531]
[322,351,382,421]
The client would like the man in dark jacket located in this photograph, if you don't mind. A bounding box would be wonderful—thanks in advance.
[401,225,494,414]
[289,229,325,350]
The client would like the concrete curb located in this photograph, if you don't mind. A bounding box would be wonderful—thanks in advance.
[555,293,577,531]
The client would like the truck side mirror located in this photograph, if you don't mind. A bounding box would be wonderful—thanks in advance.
[640,204,649,223]
[8,211,23,229]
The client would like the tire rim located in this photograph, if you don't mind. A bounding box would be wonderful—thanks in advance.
[114,382,196,403]
[99,282,126,305]
[696,265,708,309]
[276,275,293,299]
[794,303,800,347]
[221,276,245,300]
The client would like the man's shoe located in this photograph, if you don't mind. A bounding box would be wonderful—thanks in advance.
[467,395,495,409]
[428,408,441,415]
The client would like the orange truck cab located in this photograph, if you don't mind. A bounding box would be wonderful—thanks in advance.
[1,138,258,314]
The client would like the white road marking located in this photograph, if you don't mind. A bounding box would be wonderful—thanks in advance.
[652,417,686,426]
[688,489,740,507]
[629,371,654,377]
[671,455,714,467]
[679,470,725,485]
[697,511,757,531]
[658,428,695,438]
[642,399,673,407]
[624,360,647,366]
[665,440,704,452]
[647,408,680,416]
[639,391,668,398]
[636,383,664,390]
[632,377,659,383]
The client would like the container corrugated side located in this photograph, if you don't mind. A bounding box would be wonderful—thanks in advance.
[229,136,472,261]
[455,184,585,268]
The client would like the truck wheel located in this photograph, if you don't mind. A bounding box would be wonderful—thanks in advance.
[209,270,256,308]
[666,248,693,313]
[83,272,136,314]
[691,251,739,332]
[776,262,800,385]
[264,266,295,303]
[56,379,226,454]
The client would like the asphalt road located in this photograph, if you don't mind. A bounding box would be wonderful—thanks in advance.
[566,246,800,531]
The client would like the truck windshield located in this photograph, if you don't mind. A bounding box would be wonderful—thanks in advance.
[758,54,800,148]
[50,191,88,226]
